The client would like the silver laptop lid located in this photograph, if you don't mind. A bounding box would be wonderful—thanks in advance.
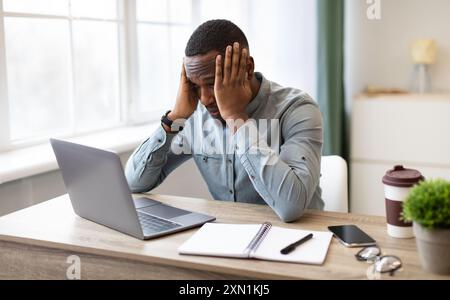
[50,138,144,239]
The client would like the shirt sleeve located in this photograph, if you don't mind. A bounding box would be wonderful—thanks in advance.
[233,103,323,222]
[124,124,192,193]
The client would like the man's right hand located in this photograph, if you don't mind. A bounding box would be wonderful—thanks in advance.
[168,61,198,122]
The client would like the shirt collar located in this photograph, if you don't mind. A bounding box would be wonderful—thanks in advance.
[245,72,268,117]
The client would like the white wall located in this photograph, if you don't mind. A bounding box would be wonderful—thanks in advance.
[345,0,450,108]
[345,0,450,214]
[246,0,317,99]
[0,170,66,216]
[197,0,317,99]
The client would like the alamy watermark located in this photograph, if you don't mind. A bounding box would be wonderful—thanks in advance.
[170,118,281,166]
[366,0,381,20]
[365,257,381,280]
[66,255,81,280]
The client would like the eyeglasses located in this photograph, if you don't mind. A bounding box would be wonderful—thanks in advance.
[355,245,402,276]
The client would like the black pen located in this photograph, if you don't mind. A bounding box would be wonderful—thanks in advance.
[280,233,313,255]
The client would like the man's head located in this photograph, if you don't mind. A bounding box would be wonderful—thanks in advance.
[184,19,255,118]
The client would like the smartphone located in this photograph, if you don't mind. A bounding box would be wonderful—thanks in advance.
[328,225,376,247]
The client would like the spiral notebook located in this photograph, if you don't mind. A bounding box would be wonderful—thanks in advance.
[178,222,333,265]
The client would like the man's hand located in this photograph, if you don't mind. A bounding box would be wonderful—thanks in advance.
[214,42,253,126]
[169,61,198,122]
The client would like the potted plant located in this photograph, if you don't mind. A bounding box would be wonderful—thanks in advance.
[402,179,450,275]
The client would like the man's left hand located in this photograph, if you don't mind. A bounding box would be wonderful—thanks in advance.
[214,42,253,126]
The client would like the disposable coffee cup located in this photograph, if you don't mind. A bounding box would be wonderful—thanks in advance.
[382,165,424,238]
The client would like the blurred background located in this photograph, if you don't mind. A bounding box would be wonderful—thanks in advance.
[0,0,449,217]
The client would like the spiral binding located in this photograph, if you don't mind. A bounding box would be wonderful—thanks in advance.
[244,222,272,257]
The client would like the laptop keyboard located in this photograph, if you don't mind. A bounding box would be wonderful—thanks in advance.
[137,211,181,234]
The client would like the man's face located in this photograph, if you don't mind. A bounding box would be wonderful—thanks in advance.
[184,50,222,119]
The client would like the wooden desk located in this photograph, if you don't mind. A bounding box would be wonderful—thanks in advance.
[0,194,448,280]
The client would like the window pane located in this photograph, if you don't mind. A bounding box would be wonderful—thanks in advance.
[169,26,191,104]
[5,18,71,140]
[137,24,171,112]
[169,0,192,23]
[3,0,69,15]
[137,0,168,22]
[72,21,120,132]
[70,0,118,19]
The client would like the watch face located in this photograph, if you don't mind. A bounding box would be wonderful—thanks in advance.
[161,111,184,132]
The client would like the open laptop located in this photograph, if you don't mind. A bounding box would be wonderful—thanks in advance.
[50,138,215,240]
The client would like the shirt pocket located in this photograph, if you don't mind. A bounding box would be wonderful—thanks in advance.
[193,154,227,187]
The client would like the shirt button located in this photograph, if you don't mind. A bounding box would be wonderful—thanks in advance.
[228,159,232,163]
[250,175,255,180]
[229,190,233,194]
[157,139,162,143]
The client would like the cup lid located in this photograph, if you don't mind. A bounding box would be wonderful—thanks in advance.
[382,165,424,188]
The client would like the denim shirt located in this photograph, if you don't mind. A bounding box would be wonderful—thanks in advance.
[125,72,324,222]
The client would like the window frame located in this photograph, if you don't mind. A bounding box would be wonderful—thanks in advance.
[0,0,11,152]
[130,0,195,124]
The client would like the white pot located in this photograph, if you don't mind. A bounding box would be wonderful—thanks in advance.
[413,222,450,275]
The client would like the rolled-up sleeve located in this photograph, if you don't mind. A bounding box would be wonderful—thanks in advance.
[125,125,191,193]
[233,103,323,222]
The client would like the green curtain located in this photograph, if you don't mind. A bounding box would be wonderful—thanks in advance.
[316,0,347,159]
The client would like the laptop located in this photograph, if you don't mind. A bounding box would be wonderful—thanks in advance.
[50,138,215,240]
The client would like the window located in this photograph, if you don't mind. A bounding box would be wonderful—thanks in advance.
[0,0,194,151]
[0,0,316,152]
[196,0,317,101]
[1,0,121,144]
[133,0,192,120]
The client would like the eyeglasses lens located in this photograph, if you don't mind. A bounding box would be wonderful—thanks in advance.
[359,247,381,260]
[375,256,402,273]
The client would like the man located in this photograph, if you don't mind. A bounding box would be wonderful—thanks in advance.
[125,19,324,222]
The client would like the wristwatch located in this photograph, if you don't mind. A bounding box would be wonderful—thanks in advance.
[161,110,173,127]
[161,110,184,132]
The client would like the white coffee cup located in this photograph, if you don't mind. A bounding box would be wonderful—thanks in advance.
[382,165,424,238]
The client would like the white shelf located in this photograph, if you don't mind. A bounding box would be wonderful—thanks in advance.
[350,94,450,216]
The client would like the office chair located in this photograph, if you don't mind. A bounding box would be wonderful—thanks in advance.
[320,156,349,213]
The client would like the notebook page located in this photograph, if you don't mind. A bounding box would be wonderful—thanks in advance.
[253,226,333,265]
[178,223,262,258]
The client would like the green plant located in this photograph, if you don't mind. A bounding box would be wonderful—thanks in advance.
[403,179,450,229]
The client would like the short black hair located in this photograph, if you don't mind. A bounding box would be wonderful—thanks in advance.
[185,19,249,57]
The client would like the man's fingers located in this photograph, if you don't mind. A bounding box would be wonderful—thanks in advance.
[181,60,187,79]
[223,45,232,83]
[215,54,223,89]
[238,48,248,83]
[231,42,240,80]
